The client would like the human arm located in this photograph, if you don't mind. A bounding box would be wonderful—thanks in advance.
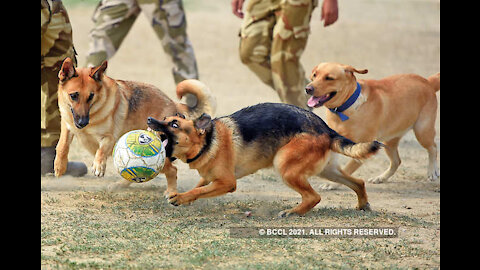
[232,0,245,18]
[321,0,339,27]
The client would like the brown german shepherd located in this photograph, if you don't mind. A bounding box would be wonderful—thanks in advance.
[54,58,215,192]
[148,91,383,217]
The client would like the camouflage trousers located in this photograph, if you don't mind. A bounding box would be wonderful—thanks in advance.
[239,0,317,109]
[41,0,77,147]
[86,0,198,84]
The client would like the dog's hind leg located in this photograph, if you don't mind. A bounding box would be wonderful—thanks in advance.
[368,137,401,184]
[318,153,343,190]
[274,134,328,217]
[343,159,364,175]
[319,161,370,211]
[413,99,439,180]
[277,174,322,217]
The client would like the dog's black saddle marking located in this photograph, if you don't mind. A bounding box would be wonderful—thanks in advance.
[128,88,144,112]
[227,103,337,143]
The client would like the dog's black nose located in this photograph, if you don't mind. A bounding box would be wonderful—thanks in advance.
[74,115,89,129]
[147,117,153,123]
[305,85,314,95]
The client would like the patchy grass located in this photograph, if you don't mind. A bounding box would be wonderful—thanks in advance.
[41,189,439,269]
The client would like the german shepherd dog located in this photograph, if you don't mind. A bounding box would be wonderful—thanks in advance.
[148,97,383,216]
[54,58,215,193]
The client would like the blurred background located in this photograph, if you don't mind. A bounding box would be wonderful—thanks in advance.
[62,0,440,117]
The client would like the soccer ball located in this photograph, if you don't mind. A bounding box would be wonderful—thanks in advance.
[112,130,166,183]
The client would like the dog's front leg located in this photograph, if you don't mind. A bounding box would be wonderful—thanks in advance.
[54,122,74,177]
[161,159,178,199]
[92,135,115,177]
[168,177,236,206]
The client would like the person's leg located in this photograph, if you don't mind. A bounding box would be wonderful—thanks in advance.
[139,0,199,84]
[41,0,86,176]
[85,0,140,67]
[238,0,279,89]
[270,0,316,109]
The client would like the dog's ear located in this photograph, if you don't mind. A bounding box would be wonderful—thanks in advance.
[89,60,108,82]
[194,113,212,135]
[58,57,77,83]
[343,65,368,75]
[310,65,319,79]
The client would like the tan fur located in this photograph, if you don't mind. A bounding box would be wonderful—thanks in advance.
[54,58,215,193]
[306,62,439,183]
[331,139,381,159]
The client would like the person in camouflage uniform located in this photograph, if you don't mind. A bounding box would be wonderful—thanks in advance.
[232,0,338,109]
[41,0,87,176]
[85,0,198,84]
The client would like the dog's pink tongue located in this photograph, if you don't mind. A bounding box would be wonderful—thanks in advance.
[307,96,321,108]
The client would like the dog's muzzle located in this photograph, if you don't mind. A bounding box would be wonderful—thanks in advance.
[71,108,89,129]
[305,85,315,95]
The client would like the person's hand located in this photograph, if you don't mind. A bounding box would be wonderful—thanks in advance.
[232,0,245,18]
[321,0,338,27]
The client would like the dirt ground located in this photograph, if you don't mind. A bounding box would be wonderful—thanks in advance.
[41,0,440,268]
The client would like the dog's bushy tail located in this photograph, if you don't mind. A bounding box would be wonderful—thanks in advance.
[330,135,383,160]
[176,79,217,119]
[427,72,440,92]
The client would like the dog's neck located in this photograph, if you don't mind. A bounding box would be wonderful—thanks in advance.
[328,82,365,121]
[186,124,215,164]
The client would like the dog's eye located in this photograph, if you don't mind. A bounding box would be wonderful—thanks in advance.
[87,92,94,102]
[170,120,179,128]
[69,92,79,101]
[312,73,317,78]
[325,76,335,81]
[175,113,186,119]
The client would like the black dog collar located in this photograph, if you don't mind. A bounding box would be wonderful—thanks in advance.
[186,124,214,163]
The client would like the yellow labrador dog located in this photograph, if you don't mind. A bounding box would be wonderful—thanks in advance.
[306,62,439,185]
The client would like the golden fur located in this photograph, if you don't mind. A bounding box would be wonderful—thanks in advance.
[306,62,439,184]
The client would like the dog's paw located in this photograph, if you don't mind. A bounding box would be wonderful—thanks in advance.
[356,202,372,211]
[367,176,387,184]
[277,210,300,218]
[54,158,67,177]
[164,189,178,200]
[54,164,67,178]
[167,192,194,206]
[319,183,341,190]
[92,161,106,177]
[427,168,440,181]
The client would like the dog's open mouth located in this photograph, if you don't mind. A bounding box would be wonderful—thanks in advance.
[147,117,175,158]
[307,92,337,108]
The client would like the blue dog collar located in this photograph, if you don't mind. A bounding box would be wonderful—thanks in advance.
[329,82,361,121]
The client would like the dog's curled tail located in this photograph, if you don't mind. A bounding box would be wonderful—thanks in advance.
[176,79,217,119]
[330,135,383,160]
[427,72,440,92]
